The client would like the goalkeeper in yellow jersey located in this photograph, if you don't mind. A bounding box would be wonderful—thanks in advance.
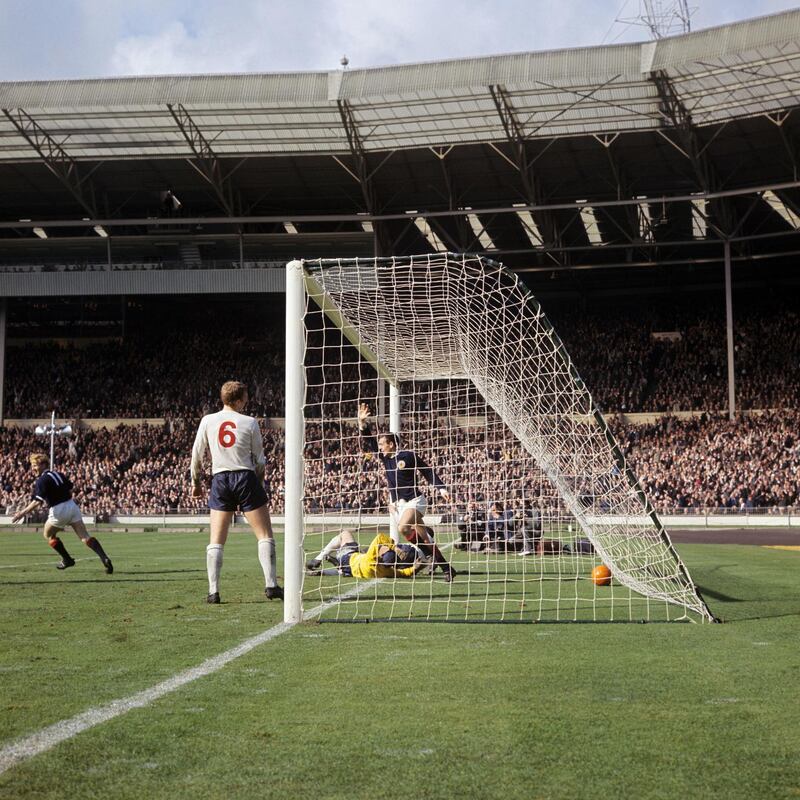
[306,530,429,579]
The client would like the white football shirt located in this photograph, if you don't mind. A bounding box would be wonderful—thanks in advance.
[191,408,266,482]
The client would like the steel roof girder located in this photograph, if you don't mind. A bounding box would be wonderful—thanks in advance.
[488,85,564,259]
[166,103,239,217]
[767,111,799,181]
[650,70,735,237]
[335,99,391,255]
[434,156,473,251]
[598,143,642,248]
[2,107,99,219]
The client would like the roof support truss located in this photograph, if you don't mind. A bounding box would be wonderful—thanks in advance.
[489,85,564,264]
[336,99,391,255]
[167,103,239,217]
[2,107,99,219]
[650,70,733,237]
[593,135,646,251]
[766,110,799,182]
[431,150,472,251]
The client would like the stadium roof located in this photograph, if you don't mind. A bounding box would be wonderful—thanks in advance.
[0,11,800,157]
[1,10,799,158]
[1,9,800,294]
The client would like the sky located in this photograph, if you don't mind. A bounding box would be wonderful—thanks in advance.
[0,0,798,81]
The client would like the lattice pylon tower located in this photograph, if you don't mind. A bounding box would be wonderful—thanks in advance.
[283,254,717,624]
[617,0,694,39]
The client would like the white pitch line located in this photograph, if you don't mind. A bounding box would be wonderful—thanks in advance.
[0,580,377,776]
[0,557,95,570]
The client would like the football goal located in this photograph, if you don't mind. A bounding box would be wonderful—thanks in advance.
[283,253,716,624]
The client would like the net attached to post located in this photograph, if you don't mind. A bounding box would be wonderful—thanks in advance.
[295,253,714,623]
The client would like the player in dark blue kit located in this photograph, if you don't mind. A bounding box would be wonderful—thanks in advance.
[11,453,113,574]
[358,403,456,582]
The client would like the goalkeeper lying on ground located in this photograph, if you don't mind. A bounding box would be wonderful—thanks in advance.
[306,530,429,578]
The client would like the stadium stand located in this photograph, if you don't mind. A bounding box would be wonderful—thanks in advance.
[2,411,797,517]
[2,291,797,519]
[5,296,798,418]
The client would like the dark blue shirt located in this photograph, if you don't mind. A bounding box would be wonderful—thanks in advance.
[360,426,445,503]
[486,508,515,539]
[33,470,73,507]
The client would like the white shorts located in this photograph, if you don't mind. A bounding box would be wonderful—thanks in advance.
[47,499,84,529]
[394,495,427,521]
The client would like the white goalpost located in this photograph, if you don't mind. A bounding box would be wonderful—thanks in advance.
[284,254,716,624]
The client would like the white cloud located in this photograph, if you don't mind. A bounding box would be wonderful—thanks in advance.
[1,0,799,80]
[110,14,268,76]
[104,0,649,77]
[112,21,192,75]
[324,0,507,68]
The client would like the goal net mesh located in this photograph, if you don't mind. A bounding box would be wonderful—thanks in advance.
[296,253,713,623]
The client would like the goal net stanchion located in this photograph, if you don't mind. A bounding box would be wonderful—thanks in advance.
[284,254,716,624]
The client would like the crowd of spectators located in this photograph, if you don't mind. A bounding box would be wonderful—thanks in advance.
[2,411,797,518]
[4,295,799,418]
[3,336,286,420]
[614,411,799,511]
[550,299,800,413]
[1,292,797,519]
[0,422,205,521]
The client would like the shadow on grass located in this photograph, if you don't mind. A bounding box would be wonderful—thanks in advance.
[726,610,800,622]
[319,616,684,625]
[317,593,686,624]
[698,591,800,622]
[2,573,203,586]
[0,552,51,558]
[128,569,205,575]
[696,585,743,602]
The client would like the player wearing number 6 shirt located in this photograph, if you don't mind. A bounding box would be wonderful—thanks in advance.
[191,380,283,604]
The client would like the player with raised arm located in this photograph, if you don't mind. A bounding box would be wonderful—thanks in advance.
[358,402,456,582]
[191,380,283,604]
[12,453,113,574]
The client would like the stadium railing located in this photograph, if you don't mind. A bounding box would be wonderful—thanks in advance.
[3,508,798,528]
[0,259,285,273]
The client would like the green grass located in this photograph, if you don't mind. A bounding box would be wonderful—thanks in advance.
[1,530,799,799]
[302,526,700,623]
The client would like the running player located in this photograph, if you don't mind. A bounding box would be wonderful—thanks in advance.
[191,380,283,604]
[11,453,113,574]
[358,403,456,582]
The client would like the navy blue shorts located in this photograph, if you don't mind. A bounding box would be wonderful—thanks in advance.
[336,543,359,576]
[209,470,268,513]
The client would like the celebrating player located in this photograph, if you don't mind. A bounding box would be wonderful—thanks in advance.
[11,453,113,574]
[358,403,456,582]
[306,529,428,579]
[191,380,283,604]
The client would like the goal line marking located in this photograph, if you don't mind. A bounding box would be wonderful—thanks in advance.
[0,580,376,776]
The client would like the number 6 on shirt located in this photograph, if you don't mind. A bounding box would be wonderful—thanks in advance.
[218,420,237,447]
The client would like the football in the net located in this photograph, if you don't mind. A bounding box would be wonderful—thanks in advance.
[591,564,612,586]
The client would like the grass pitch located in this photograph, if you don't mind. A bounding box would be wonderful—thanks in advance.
[1,529,799,800]
[301,525,704,624]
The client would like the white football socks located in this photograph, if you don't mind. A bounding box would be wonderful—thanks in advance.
[206,543,224,594]
[258,538,276,588]
[314,533,343,563]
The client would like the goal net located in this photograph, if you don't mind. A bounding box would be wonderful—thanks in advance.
[283,253,715,624]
